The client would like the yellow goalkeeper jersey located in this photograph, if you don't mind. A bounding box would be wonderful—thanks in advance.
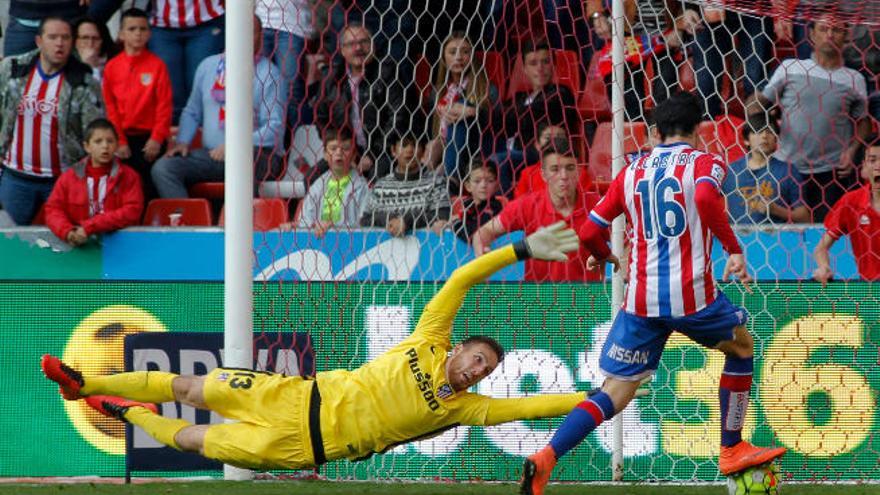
[315,245,585,463]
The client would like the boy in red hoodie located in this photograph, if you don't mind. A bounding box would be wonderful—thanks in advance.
[45,119,143,246]
[102,7,172,200]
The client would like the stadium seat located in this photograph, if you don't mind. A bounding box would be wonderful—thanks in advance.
[595,180,611,196]
[679,58,696,92]
[189,182,225,199]
[697,116,746,164]
[219,198,289,231]
[588,122,649,182]
[143,198,212,226]
[507,48,581,100]
[578,53,611,122]
[476,51,507,95]
[415,56,433,101]
[450,195,465,219]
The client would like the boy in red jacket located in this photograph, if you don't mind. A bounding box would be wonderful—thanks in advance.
[45,119,143,246]
[102,7,172,200]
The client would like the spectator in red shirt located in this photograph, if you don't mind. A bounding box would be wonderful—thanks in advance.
[514,122,593,198]
[473,137,603,281]
[45,118,143,246]
[102,8,172,200]
[814,135,880,282]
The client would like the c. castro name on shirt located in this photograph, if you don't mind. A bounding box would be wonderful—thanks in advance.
[606,343,650,365]
[406,347,440,411]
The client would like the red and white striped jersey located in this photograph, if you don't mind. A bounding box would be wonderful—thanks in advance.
[151,0,224,29]
[589,142,728,318]
[5,67,64,178]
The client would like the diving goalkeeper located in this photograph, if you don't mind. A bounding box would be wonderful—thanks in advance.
[43,222,585,471]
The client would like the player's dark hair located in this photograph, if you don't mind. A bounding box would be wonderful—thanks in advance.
[461,336,505,363]
[540,136,575,160]
[322,126,354,145]
[38,16,71,37]
[84,118,118,142]
[653,91,704,141]
[742,112,780,142]
[120,7,149,25]
[522,39,551,58]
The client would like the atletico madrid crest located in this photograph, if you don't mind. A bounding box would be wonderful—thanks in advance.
[436,383,454,400]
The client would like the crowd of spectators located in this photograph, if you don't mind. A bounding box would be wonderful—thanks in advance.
[0,1,877,281]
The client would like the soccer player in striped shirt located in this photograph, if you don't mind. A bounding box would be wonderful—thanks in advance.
[520,92,786,495]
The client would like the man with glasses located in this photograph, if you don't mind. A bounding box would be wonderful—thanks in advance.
[313,23,420,183]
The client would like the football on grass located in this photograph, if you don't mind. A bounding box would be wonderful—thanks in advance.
[727,462,780,494]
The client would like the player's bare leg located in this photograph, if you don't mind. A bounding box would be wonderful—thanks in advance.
[520,377,641,495]
[715,325,786,475]
[173,424,210,454]
[172,375,208,409]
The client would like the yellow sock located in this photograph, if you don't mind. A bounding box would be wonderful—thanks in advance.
[81,371,177,403]
[124,407,190,451]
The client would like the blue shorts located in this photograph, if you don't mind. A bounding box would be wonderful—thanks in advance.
[599,292,749,381]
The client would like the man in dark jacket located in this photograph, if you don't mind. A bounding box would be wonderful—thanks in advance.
[313,22,419,182]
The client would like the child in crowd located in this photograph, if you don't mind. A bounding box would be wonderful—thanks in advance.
[453,161,504,243]
[44,119,143,246]
[102,8,172,201]
[722,113,808,225]
[297,127,369,238]
[360,132,451,237]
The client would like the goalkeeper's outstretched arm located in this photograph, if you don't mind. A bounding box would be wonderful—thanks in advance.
[414,222,580,344]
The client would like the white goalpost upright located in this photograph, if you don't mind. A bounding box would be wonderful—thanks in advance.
[224,0,256,482]
[609,0,627,482]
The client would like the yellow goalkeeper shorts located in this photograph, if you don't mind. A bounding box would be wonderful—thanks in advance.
[201,367,319,470]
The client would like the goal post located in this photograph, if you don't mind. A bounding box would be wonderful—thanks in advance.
[224,0,256,482]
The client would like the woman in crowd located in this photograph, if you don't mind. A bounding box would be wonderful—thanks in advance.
[73,16,117,81]
[425,32,499,189]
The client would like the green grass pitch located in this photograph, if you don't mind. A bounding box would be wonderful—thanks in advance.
[4,482,880,495]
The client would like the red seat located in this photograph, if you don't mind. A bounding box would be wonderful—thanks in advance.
[507,48,581,100]
[578,53,611,122]
[679,57,696,92]
[219,198,289,231]
[189,182,225,199]
[476,51,507,95]
[143,198,212,226]
[588,122,649,182]
[697,116,746,164]
[415,56,433,101]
